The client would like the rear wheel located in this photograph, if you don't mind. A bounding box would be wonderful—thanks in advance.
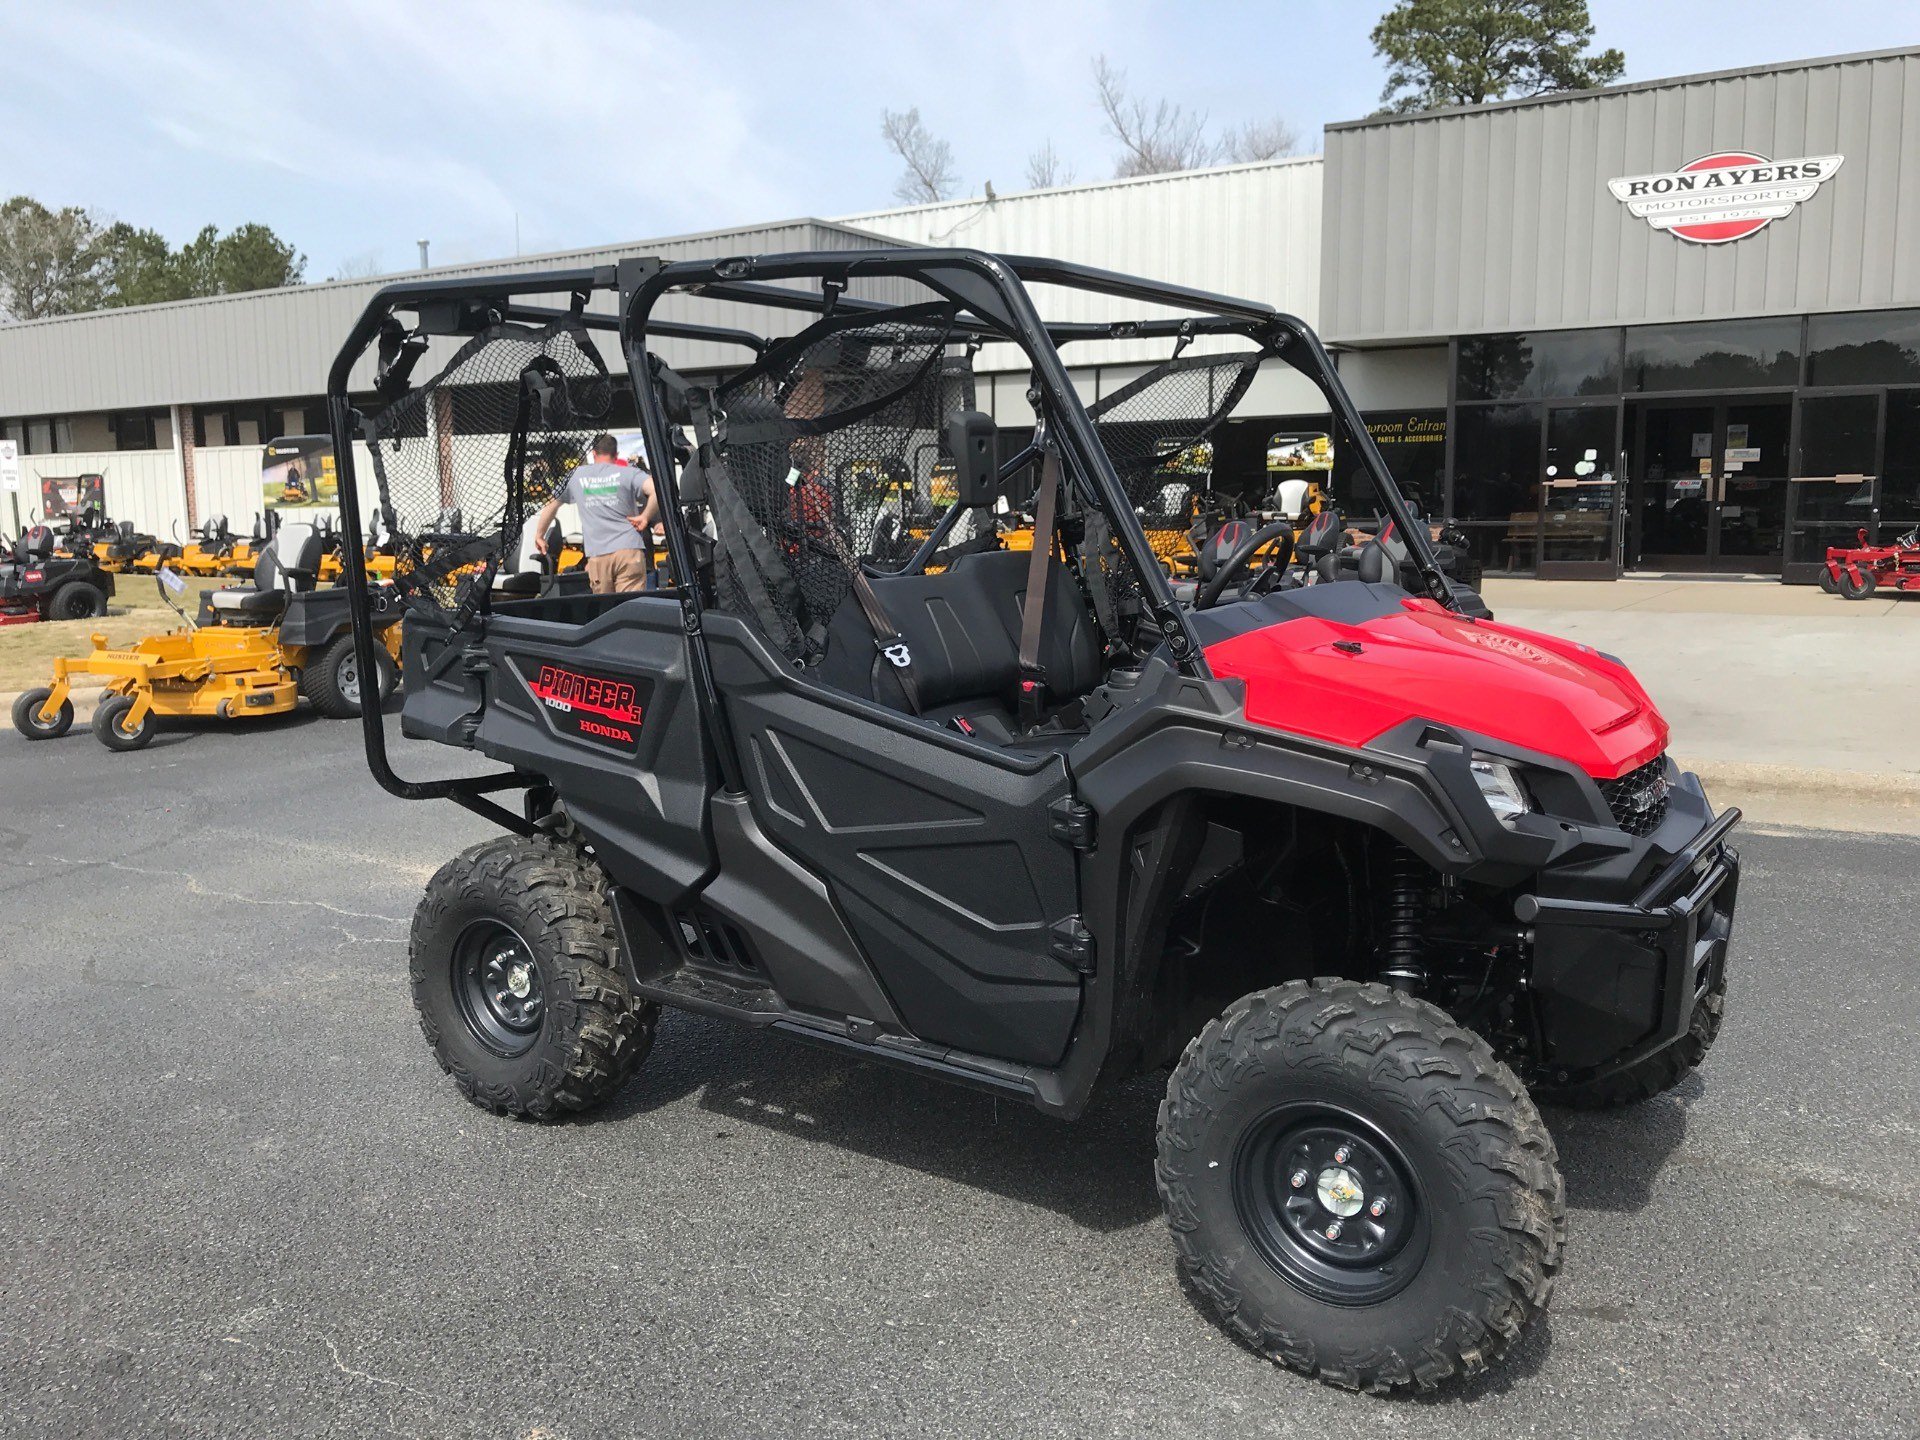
[12,687,73,739]
[91,693,155,751]
[48,581,107,621]
[300,633,394,719]
[1157,979,1563,1392]
[410,834,657,1120]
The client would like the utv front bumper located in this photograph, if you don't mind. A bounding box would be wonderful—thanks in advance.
[1515,801,1740,1084]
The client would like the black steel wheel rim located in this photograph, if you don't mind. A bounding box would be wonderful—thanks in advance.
[1232,1101,1430,1306]
[451,919,545,1057]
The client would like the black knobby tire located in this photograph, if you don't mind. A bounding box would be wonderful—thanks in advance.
[91,693,155,751]
[48,581,107,621]
[300,633,393,719]
[1157,979,1564,1393]
[410,834,657,1120]
[12,687,73,739]
[1840,567,1878,600]
[1536,974,1726,1110]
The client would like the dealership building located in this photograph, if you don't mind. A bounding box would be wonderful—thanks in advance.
[3,45,1917,582]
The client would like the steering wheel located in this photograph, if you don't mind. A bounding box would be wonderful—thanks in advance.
[1196,521,1294,609]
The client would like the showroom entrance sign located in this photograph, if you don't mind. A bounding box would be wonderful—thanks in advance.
[1608,152,1844,244]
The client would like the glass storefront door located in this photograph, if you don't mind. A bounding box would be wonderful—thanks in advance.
[1537,405,1623,578]
[1629,397,1793,572]
[1784,391,1879,582]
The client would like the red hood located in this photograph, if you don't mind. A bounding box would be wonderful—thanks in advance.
[1204,597,1666,779]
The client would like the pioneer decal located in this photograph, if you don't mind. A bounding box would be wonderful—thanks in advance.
[516,659,650,752]
[1608,152,1844,245]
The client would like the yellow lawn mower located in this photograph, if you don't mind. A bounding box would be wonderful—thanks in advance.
[12,519,402,751]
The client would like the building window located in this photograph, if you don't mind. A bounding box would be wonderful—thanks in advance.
[1798,393,1879,480]
[1456,330,1620,402]
[1449,403,1541,524]
[1358,410,1446,516]
[1883,391,1920,531]
[1624,317,1800,392]
[1806,309,1920,388]
[111,413,158,450]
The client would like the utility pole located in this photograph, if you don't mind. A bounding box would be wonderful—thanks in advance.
[417,239,431,270]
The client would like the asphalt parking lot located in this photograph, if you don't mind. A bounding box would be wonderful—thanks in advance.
[2,712,1916,1439]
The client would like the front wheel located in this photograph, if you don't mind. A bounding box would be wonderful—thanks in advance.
[1536,975,1725,1110]
[1157,980,1564,1393]
[410,835,657,1120]
[12,687,73,739]
[1817,564,1841,594]
[92,693,155,751]
[1839,566,1878,600]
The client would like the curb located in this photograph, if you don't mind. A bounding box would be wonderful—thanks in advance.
[1683,759,1920,807]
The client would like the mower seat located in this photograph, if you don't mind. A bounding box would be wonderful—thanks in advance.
[208,521,323,620]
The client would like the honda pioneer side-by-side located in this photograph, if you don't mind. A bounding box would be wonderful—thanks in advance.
[327,252,1740,1393]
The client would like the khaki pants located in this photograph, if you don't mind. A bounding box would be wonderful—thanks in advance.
[585,549,649,594]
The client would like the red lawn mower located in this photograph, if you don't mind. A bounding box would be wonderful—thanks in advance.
[1824,526,1920,599]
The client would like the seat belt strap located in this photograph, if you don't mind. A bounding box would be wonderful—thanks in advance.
[1017,449,1062,730]
[847,567,921,715]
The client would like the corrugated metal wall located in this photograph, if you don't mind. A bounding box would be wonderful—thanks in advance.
[844,159,1324,368]
[20,450,183,541]
[1322,48,1920,344]
[0,220,907,417]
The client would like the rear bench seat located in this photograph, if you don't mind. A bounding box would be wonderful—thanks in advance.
[814,548,1101,739]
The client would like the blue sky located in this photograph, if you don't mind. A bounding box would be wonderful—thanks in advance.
[1,1,1913,280]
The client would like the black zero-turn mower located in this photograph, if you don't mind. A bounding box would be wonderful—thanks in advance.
[0,524,115,624]
[327,252,1740,1394]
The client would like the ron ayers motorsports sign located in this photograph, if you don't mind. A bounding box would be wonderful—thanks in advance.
[1608,152,1844,244]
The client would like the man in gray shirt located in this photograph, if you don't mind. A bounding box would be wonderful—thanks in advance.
[532,433,656,593]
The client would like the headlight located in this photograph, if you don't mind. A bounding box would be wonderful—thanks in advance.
[1470,756,1533,821]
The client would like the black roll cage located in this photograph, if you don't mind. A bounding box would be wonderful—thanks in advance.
[326,248,1449,824]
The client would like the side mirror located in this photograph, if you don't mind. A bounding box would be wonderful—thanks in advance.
[945,410,997,509]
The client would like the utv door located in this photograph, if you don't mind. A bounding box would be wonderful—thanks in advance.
[705,618,1085,1067]
[403,592,716,903]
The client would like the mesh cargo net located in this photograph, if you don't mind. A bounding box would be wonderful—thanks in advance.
[1083,347,1265,601]
[701,307,972,657]
[363,320,614,616]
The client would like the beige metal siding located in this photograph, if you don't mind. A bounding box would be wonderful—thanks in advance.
[843,159,1324,368]
[0,220,900,417]
[1322,49,1920,344]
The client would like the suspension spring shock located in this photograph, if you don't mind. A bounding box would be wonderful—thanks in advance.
[1379,847,1429,992]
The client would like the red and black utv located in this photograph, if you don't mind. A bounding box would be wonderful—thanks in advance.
[327,252,1739,1393]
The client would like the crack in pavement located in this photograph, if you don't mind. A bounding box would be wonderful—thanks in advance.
[21,854,408,926]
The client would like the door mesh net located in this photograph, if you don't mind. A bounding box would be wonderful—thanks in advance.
[361,320,614,616]
[700,310,971,657]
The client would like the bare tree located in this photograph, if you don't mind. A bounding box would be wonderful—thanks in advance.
[1222,117,1302,163]
[1025,140,1077,190]
[329,250,385,282]
[1092,55,1219,178]
[881,107,958,204]
[0,197,107,320]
